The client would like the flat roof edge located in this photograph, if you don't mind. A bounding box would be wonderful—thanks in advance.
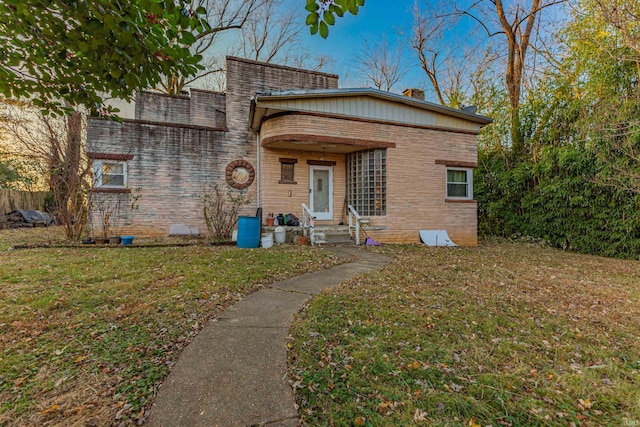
[226,56,340,80]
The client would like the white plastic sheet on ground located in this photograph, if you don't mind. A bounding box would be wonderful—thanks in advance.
[419,230,457,247]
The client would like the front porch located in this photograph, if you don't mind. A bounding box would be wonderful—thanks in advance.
[258,148,347,227]
[261,219,387,246]
[255,121,394,235]
[251,91,399,233]
[258,143,391,234]
[250,88,488,245]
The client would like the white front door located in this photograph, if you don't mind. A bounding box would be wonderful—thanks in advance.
[309,165,333,220]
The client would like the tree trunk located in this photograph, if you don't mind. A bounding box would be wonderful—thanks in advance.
[494,0,541,157]
[49,109,87,241]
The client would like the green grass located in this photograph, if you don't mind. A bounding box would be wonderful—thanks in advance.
[0,227,343,426]
[289,243,640,426]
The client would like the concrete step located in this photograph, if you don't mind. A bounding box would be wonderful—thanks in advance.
[311,233,353,245]
[313,226,349,233]
[312,229,353,245]
[324,233,353,244]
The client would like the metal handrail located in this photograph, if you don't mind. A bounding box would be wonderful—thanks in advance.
[347,204,362,245]
[301,203,316,245]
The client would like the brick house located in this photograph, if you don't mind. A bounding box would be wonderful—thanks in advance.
[87,56,491,245]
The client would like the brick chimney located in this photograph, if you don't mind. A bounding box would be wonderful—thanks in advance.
[402,88,425,100]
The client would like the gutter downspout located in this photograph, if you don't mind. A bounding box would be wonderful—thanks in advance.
[250,96,261,210]
[256,132,261,210]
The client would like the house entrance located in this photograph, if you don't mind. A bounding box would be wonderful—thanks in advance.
[309,165,333,220]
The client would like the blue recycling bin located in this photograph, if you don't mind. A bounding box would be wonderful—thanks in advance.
[236,216,260,248]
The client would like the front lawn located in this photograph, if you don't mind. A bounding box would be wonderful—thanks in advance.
[0,227,342,426]
[289,243,640,426]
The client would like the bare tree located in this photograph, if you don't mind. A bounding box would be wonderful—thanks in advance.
[0,104,90,240]
[411,4,447,105]
[411,4,472,107]
[291,51,335,72]
[191,56,228,92]
[160,0,268,94]
[353,36,409,92]
[240,0,302,63]
[161,0,308,93]
[410,2,502,109]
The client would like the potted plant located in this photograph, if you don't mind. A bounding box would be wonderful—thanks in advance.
[292,228,308,245]
[295,235,309,245]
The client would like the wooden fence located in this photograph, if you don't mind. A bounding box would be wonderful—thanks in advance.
[0,189,50,214]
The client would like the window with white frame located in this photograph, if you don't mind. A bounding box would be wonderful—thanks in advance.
[93,160,127,188]
[446,168,473,199]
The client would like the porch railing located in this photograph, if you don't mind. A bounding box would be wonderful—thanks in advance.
[301,203,316,245]
[348,204,364,245]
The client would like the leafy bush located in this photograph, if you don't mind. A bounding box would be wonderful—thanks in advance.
[477,145,640,259]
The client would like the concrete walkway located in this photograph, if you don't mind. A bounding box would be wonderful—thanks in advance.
[148,247,391,427]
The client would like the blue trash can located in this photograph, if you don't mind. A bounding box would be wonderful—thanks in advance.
[237,216,260,248]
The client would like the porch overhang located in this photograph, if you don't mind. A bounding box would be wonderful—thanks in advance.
[258,112,396,153]
[261,134,395,153]
[250,88,492,153]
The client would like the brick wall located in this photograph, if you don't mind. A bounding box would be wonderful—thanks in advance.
[259,114,478,245]
[259,149,346,224]
[224,57,339,192]
[135,92,192,124]
[135,90,227,129]
[87,57,340,236]
[190,89,227,128]
[88,56,479,243]
[379,126,478,246]
[87,119,250,236]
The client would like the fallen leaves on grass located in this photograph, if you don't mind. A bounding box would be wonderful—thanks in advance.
[40,404,59,415]
[578,398,593,409]
[414,408,428,422]
[0,232,344,426]
[289,242,640,426]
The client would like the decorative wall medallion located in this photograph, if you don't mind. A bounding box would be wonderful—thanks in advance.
[225,160,255,189]
[232,167,249,184]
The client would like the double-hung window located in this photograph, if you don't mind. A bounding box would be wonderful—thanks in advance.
[446,168,472,199]
[93,160,127,188]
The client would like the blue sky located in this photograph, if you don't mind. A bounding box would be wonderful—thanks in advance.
[304,1,416,51]
[301,1,420,89]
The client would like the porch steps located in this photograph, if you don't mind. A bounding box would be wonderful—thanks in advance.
[313,226,353,245]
